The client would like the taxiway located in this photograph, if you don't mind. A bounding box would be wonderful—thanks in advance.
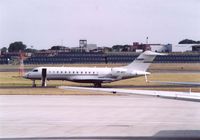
[1,94,200,139]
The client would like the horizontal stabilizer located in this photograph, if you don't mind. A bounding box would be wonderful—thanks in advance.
[142,51,167,56]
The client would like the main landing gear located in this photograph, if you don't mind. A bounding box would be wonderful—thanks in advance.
[32,80,36,87]
[94,83,102,88]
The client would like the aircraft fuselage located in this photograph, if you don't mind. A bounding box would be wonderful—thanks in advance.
[24,67,146,83]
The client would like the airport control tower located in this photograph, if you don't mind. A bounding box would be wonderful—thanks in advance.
[79,39,87,52]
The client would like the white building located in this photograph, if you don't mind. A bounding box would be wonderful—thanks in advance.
[150,44,172,52]
[71,44,98,52]
[86,44,97,52]
[172,44,200,52]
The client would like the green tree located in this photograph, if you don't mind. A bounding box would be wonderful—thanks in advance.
[112,45,123,52]
[112,45,131,52]
[1,47,7,54]
[25,48,38,53]
[179,39,200,44]
[50,46,66,50]
[8,42,27,52]
[122,45,131,52]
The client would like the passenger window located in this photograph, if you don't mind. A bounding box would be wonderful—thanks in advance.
[33,69,38,72]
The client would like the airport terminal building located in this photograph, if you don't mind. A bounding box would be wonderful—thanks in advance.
[173,44,200,52]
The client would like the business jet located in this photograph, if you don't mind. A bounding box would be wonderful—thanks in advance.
[23,51,165,87]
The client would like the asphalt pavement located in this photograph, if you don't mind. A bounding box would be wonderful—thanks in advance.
[1,95,200,139]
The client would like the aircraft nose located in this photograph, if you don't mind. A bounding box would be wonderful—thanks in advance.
[23,73,29,78]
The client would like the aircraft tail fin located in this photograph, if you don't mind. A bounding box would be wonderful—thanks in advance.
[124,51,167,72]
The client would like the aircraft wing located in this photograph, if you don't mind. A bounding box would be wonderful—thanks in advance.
[59,86,200,101]
[69,76,115,83]
[149,81,200,86]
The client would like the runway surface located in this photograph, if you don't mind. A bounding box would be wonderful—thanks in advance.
[1,95,200,139]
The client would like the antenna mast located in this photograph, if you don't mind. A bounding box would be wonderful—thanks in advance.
[19,50,24,77]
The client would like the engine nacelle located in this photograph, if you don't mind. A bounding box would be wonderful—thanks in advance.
[111,68,127,76]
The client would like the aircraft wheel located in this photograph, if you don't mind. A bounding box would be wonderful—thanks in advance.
[94,83,102,88]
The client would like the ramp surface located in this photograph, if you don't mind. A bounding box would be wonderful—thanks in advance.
[1,95,200,138]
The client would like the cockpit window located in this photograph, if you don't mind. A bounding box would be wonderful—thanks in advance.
[32,69,38,72]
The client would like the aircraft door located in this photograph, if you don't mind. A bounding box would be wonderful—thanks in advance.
[41,68,47,87]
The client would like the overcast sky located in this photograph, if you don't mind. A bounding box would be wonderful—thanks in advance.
[0,0,200,49]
